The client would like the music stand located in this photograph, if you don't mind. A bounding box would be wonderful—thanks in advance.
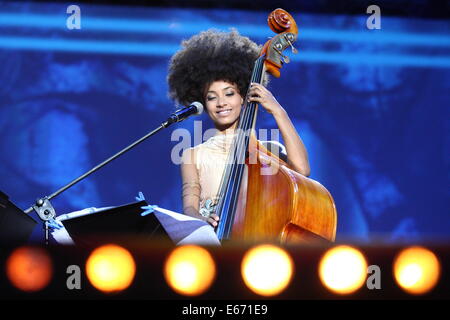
[21,105,203,244]
[0,190,37,244]
[60,200,172,246]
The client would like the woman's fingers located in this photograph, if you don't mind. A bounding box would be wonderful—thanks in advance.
[248,84,272,102]
[208,214,220,227]
[248,93,266,104]
[247,83,283,116]
[250,83,269,93]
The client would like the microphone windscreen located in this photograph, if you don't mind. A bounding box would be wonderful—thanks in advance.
[191,101,204,115]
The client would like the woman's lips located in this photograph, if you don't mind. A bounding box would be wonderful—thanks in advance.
[216,109,232,117]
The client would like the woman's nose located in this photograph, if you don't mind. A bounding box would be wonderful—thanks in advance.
[217,96,226,107]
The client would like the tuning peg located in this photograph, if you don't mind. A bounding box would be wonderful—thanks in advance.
[273,46,290,64]
[287,39,298,54]
[284,34,298,54]
[290,45,298,54]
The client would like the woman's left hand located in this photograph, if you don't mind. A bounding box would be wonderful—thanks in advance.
[247,82,284,115]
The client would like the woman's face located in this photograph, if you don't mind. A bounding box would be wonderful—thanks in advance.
[205,80,243,130]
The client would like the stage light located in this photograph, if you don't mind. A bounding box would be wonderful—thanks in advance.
[241,244,294,296]
[85,244,136,293]
[164,245,216,296]
[319,245,368,295]
[6,246,53,292]
[393,246,440,295]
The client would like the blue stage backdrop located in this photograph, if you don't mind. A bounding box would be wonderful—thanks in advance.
[0,1,449,243]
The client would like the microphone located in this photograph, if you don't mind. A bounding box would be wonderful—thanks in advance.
[166,102,204,125]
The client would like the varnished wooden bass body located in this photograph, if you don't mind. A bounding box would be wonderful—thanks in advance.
[230,137,337,243]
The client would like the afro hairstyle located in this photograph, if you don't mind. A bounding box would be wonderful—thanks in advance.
[167,29,264,107]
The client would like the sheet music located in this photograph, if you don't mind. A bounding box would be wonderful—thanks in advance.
[51,205,220,246]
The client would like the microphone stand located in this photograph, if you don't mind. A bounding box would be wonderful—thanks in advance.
[24,118,176,245]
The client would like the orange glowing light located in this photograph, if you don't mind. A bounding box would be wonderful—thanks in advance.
[164,245,216,296]
[241,244,294,296]
[393,246,440,295]
[6,246,53,292]
[319,245,368,294]
[85,244,136,293]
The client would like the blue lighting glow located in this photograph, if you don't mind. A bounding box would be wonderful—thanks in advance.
[1,11,449,68]
[0,36,179,56]
[0,36,449,68]
[0,13,449,47]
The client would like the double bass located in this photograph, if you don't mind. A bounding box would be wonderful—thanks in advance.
[214,9,337,244]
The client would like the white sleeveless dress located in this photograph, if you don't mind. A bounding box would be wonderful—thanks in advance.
[193,133,236,216]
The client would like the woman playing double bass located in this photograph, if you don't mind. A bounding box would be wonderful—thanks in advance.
[168,8,336,243]
[167,29,310,229]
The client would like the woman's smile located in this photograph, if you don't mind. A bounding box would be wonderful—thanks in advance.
[216,108,233,117]
[205,80,243,130]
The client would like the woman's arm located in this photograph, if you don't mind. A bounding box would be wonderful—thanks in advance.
[181,148,220,226]
[248,83,310,176]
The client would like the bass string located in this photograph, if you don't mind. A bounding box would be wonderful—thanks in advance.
[216,57,265,238]
[218,56,264,225]
[216,57,263,227]
[221,58,263,236]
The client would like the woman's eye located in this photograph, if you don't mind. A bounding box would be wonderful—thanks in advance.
[226,92,235,97]
[207,96,216,101]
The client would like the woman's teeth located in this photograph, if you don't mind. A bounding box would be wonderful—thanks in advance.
[217,109,231,116]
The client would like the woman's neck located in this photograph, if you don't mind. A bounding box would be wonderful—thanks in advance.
[215,121,238,136]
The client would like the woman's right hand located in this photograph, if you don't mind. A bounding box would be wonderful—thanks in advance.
[204,213,220,228]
